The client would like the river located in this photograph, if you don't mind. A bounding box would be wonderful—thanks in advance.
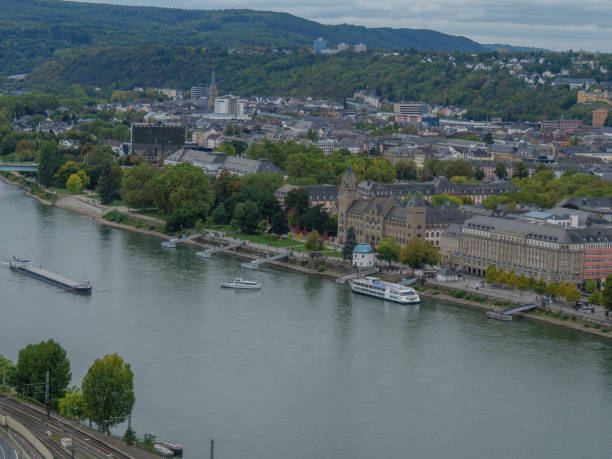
[0,181,611,458]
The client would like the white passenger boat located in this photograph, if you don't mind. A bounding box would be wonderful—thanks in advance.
[220,278,261,290]
[349,276,420,304]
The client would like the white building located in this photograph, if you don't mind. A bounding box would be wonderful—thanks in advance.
[353,244,376,268]
[354,43,367,53]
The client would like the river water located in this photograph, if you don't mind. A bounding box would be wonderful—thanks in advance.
[0,181,611,458]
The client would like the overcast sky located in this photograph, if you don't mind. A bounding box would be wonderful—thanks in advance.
[74,0,612,51]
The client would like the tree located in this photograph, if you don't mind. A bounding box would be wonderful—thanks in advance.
[483,195,500,211]
[497,270,508,286]
[284,188,310,224]
[495,162,507,180]
[589,290,602,306]
[583,279,598,293]
[165,205,200,232]
[14,339,71,409]
[534,279,547,294]
[513,161,529,179]
[399,239,440,268]
[0,354,16,387]
[122,162,159,209]
[342,227,357,260]
[232,201,260,234]
[564,284,581,303]
[211,203,227,225]
[445,160,473,179]
[54,161,82,188]
[82,354,135,432]
[305,230,324,251]
[66,173,83,193]
[474,167,485,181]
[602,274,612,311]
[376,238,400,267]
[482,132,494,145]
[151,163,215,216]
[38,141,62,186]
[270,210,289,235]
[98,161,122,205]
[59,386,86,420]
[545,282,558,299]
[518,274,530,291]
[508,270,519,289]
[484,265,498,285]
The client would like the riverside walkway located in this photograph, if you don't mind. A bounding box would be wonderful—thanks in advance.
[486,303,539,320]
[241,250,291,269]
[336,268,379,284]
[196,240,245,257]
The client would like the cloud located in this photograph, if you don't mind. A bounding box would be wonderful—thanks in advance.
[71,0,612,51]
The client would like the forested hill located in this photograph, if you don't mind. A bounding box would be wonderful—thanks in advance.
[1,0,482,75]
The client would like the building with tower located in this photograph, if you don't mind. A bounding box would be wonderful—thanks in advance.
[208,69,218,110]
[337,167,467,247]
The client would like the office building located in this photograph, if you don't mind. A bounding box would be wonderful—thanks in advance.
[314,37,326,53]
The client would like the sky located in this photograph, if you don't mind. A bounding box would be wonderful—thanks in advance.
[73,0,612,52]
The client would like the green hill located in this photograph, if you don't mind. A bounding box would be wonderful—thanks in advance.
[1,0,482,75]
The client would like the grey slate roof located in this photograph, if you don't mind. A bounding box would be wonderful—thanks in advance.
[222,157,286,176]
[463,215,573,243]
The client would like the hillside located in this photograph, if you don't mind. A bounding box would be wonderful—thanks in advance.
[1,0,482,75]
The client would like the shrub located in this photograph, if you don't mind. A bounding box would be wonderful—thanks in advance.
[561,314,569,320]
[165,205,200,232]
[317,265,327,272]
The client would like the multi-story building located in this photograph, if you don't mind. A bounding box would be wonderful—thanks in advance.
[337,167,467,247]
[354,43,367,53]
[314,38,326,53]
[573,228,612,281]
[441,215,586,284]
[393,102,428,117]
[191,86,208,101]
[131,122,185,159]
[275,184,339,215]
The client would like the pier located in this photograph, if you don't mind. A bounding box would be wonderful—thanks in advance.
[161,233,203,248]
[486,303,539,320]
[196,240,245,257]
[335,268,379,284]
[241,250,291,269]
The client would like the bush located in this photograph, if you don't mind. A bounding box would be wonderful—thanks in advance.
[165,205,200,232]
[317,265,327,272]
[561,314,569,320]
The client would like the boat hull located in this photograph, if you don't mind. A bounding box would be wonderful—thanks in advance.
[10,265,92,294]
[350,282,420,304]
[220,283,261,290]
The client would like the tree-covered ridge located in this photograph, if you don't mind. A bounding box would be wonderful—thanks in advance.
[28,46,605,122]
[0,0,481,75]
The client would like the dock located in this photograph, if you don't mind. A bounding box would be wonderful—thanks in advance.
[486,303,539,321]
[196,240,245,257]
[241,250,291,269]
[161,233,202,248]
[336,268,379,284]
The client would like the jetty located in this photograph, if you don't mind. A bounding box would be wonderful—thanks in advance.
[161,233,202,248]
[241,250,291,269]
[196,240,245,258]
[486,303,539,321]
[336,268,379,284]
[9,257,92,293]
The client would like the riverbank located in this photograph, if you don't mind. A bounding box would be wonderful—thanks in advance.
[418,284,612,340]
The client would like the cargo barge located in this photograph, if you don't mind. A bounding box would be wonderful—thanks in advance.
[9,257,92,294]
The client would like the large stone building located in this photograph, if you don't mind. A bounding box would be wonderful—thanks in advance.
[338,167,467,247]
[440,215,612,284]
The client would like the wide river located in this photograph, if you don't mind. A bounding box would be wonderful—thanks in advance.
[1,181,611,458]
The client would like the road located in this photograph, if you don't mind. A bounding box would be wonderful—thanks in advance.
[0,437,18,459]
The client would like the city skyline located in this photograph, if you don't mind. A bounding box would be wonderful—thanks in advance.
[70,0,612,52]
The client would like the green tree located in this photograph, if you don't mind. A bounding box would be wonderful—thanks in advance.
[376,237,401,267]
[14,339,71,409]
[583,279,598,293]
[474,167,485,181]
[602,274,612,311]
[37,141,62,186]
[59,386,86,420]
[284,188,310,224]
[589,290,602,306]
[165,205,200,232]
[495,162,507,180]
[513,161,529,179]
[564,284,581,303]
[508,270,519,289]
[518,274,530,291]
[151,163,215,216]
[482,132,493,145]
[483,195,500,211]
[98,161,122,205]
[305,230,324,251]
[232,201,260,234]
[54,161,82,188]
[211,203,227,225]
[0,354,16,387]
[342,227,357,260]
[534,279,546,294]
[545,282,558,299]
[484,265,498,285]
[497,270,508,286]
[399,239,440,268]
[122,162,159,209]
[66,173,83,193]
[270,210,289,235]
[82,354,135,433]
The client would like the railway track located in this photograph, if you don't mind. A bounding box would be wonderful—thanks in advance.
[0,394,133,458]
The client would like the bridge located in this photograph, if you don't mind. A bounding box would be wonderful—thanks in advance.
[196,240,245,257]
[241,250,291,269]
[161,233,202,248]
[486,303,539,321]
[0,162,38,172]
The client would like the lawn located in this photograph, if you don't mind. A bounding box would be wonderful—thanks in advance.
[231,232,343,257]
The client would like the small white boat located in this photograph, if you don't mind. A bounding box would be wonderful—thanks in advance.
[221,278,261,290]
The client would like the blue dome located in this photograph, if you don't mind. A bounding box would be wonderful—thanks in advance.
[353,243,374,254]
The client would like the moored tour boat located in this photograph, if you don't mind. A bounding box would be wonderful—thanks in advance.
[349,276,420,304]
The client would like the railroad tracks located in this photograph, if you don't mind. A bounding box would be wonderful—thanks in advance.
[0,394,133,458]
